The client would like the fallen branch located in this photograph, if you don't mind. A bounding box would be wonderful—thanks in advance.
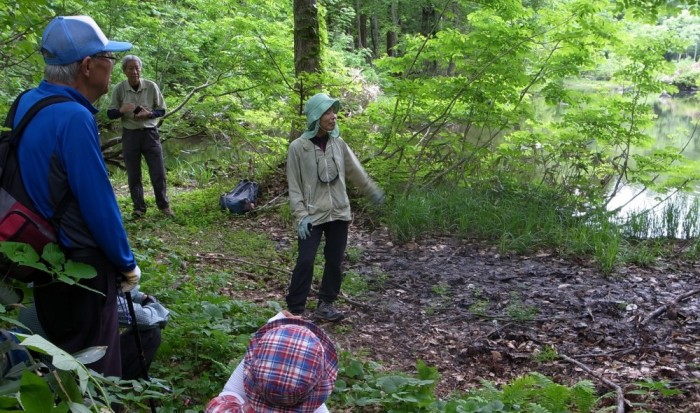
[253,190,288,212]
[195,253,289,275]
[639,288,700,326]
[574,347,638,359]
[559,353,626,413]
[339,292,372,310]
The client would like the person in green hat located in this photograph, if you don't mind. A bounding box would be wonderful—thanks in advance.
[286,93,384,321]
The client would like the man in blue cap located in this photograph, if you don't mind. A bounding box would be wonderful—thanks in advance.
[15,15,140,377]
[286,93,384,322]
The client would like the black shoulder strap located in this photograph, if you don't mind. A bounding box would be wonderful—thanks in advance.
[8,93,72,147]
[2,89,31,132]
[3,91,73,228]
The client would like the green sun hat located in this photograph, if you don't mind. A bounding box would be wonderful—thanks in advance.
[300,93,341,139]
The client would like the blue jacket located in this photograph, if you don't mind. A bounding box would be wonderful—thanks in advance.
[15,80,136,273]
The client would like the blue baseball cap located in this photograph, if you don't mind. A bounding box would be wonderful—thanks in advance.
[41,16,132,65]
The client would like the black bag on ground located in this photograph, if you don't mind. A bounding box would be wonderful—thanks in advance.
[219,179,258,214]
[0,91,71,281]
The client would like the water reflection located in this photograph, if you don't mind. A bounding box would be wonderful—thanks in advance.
[608,94,700,238]
[101,130,236,171]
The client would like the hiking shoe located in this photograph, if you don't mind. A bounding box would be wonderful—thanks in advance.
[132,210,145,219]
[314,301,344,322]
[160,207,175,217]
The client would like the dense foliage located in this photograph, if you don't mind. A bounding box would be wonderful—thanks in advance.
[2,0,700,411]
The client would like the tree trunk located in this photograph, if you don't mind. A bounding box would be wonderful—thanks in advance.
[293,0,322,103]
[421,5,438,74]
[387,0,399,56]
[420,5,436,37]
[359,13,368,49]
[293,0,322,139]
[370,14,380,58]
[354,0,361,50]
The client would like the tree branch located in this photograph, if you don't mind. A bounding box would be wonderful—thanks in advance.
[639,288,700,326]
[194,253,289,275]
[559,353,626,413]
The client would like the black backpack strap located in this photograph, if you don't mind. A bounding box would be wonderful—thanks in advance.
[9,94,72,147]
[4,91,73,231]
[2,90,31,132]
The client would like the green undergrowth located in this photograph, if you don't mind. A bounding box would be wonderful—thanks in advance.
[332,358,601,412]
[388,183,585,248]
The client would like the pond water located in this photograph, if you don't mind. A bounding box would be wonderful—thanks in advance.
[606,94,700,237]
[101,129,239,172]
[158,133,235,167]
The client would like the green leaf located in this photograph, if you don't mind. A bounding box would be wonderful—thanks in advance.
[71,347,107,366]
[41,243,65,268]
[55,276,76,286]
[67,402,91,413]
[51,401,70,413]
[46,370,83,407]
[0,242,40,264]
[62,261,97,280]
[344,359,365,378]
[0,282,21,306]
[18,335,88,375]
[0,395,20,408]
[376,375,409,394]
[19,370,53,412]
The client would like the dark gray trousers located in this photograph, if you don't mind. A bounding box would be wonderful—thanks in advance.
[286,220,349,313]
[121,128,169,212]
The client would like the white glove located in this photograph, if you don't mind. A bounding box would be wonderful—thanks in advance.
[121,265,141,292]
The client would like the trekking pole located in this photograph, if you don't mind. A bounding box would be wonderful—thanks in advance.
[124,291,158,413]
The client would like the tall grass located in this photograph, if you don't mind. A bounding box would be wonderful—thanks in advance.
[388,183,586,250]
[386,183,700,273]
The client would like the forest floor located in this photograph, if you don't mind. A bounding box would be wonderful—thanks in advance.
[158,171,700,413]
[242,216,700,412]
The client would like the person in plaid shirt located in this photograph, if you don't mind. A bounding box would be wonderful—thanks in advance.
[205,311,338,413]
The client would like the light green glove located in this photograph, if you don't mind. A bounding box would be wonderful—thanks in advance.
[369,188,385,205]
[298,216,313,240]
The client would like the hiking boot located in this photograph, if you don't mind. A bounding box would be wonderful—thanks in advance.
[314,301,344,322]
[132,209,145,219]
[160,207,175,217]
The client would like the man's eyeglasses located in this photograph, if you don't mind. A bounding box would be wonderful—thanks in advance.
[91,54,118,63]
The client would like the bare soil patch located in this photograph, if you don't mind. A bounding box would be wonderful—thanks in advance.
[323,225,700,412]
